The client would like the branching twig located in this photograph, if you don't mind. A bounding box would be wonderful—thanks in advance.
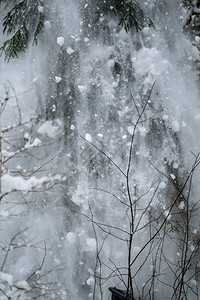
[27,241,47,282]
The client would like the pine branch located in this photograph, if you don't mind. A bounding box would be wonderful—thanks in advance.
[33,12,45,45]
[2,0,27,35]
[0,26,30,61]
[117,1,154,32]
[95,0,154,33]
[0,0,45,62]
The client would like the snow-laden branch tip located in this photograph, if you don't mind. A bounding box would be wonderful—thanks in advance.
[1,173,68,194]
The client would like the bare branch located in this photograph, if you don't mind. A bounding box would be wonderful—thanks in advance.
[80,135,127,178]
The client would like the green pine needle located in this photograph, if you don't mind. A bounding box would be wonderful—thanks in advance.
[0,0,45,62]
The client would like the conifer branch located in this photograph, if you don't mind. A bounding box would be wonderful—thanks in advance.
[0,0,45,62]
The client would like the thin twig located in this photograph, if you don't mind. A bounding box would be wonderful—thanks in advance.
[80,135,127,178]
